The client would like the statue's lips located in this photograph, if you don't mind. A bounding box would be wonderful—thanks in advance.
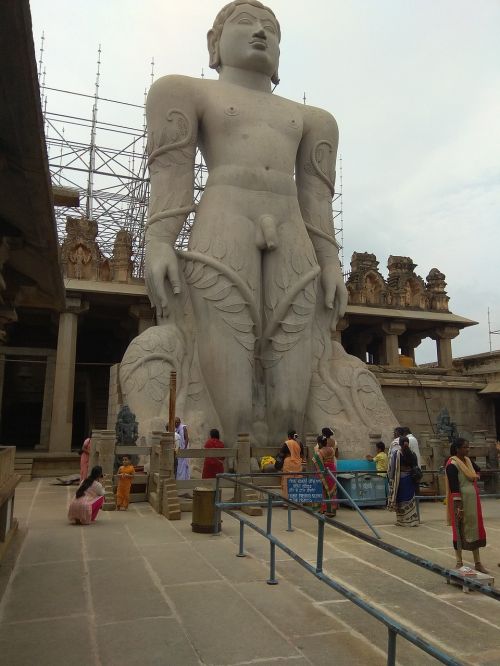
[249,40,267,50]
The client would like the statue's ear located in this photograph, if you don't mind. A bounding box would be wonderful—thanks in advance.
[207,29,220,71]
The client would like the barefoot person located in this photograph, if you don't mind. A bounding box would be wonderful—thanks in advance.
[68,466,105,525]
[388,436,419,527]
[446,439,488,573]
[116,456,135,511]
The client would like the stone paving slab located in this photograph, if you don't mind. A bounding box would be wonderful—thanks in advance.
[88,557,172,623]
[235,579,346,636]
[296,630,386,666]
[17,526,82,566]
[0,616,93,666]
[142,541,223,586]
[97,617,200,665]
[1,559,87,622]
[166,580,300,664]
[3,480,500,665]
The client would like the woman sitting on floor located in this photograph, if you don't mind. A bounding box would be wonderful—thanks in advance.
[68,465,105,525]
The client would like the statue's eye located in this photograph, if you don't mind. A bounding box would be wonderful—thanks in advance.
[238,17,252,25]
[264,24,276,34]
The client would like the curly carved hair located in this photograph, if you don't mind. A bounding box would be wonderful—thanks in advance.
[208,0,281,85]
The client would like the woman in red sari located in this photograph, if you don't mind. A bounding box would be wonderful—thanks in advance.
[313,435,337,516]
[202,429,225,479]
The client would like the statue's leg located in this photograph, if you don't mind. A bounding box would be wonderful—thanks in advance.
[261,213,320,443]
[185,210,261,448]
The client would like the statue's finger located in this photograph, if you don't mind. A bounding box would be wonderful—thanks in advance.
[167,260,182,295]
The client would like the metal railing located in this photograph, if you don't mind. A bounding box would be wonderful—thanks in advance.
[214,472,500,666]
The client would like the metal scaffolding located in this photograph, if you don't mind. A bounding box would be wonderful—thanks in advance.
[39,41,342,277]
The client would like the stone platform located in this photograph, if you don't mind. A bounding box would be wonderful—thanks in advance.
[1,480,500,665]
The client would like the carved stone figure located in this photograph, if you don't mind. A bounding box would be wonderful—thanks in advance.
[426,268,449,312]
[60,217,108,280]
[436,407,458,442]
[387,255,427,309]
[112,229,134,282]
[346,252,387,306]
[120,1,396,455]
[115,405,139,446]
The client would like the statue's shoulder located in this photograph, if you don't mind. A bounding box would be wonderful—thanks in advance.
[302,103,338,137]
[147,74,202,105]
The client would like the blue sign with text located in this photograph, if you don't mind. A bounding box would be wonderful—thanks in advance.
[287,477,323,503]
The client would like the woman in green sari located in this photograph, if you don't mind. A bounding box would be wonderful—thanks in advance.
[445,439,488,573]
[312,435,337,517]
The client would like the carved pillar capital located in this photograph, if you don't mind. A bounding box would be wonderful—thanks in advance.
[435,325,460,340]
[381,320,407,336]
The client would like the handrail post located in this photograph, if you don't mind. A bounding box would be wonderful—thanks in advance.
[236,521,246,557]
[266,493,278,585]
[213,475,222,535]
[387,628,397,666]
[316,516,325,573]
[286,506,294,532]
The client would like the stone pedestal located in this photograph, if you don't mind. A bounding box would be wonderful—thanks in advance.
[48,298,88,452]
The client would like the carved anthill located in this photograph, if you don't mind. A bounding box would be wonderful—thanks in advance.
[60,217,108,280]
[346,252,387,306]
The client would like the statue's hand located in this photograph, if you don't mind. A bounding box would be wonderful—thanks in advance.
[321,261,348,326]
[145,240,181,318]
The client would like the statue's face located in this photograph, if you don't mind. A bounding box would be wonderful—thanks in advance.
[218,3,279,78]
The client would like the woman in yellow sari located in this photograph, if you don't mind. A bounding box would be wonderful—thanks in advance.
[278,430,304,499]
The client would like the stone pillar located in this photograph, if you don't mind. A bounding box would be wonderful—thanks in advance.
[0,354,5,432]
[91,429,116,510]
[107,363,122,429]
[159,431,181,520]
[434,326,459,370]
[236,433,262,516]
[129,303,155,335]
[332,316,349,345]
[400,333,423,363]
[381,321,406,366]
[38,353,56,449]
[48,298,88,452]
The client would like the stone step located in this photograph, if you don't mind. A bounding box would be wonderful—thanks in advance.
[14,456,33,482]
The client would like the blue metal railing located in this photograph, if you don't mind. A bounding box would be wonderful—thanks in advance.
[214,472,499,666]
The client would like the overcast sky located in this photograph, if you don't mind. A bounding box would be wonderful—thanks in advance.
[30,0,500,362]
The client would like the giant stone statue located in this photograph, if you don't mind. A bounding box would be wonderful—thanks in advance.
[120,0,396,455]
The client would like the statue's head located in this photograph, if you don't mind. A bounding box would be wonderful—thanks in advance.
[208,1,281,85]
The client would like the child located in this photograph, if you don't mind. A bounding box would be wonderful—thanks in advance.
[366,441,388,476]
[116,456,135,511]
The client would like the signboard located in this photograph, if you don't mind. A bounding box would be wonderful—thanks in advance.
[287,477,323,503]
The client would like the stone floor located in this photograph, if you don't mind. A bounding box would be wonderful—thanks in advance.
[1,481,500,665]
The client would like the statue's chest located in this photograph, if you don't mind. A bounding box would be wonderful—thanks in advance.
[203,95,303,142]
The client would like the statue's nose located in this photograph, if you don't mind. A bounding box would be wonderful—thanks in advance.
[253,28,266,39]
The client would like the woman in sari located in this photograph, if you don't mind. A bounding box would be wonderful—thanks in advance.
[388,436,419,527]
[279,430,304,499]
[313,435,337,516]
[79,436,91,482]
[68,466,105,525]
[446,439,487,572]
[202,428,225,479]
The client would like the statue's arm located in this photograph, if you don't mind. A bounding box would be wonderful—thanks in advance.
[145,75,198,318]
[296,107,347,323]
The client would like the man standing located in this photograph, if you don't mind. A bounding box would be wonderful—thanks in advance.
[403,426,422,468]
[175,416,190,480]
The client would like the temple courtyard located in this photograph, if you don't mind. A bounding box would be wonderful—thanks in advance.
[1,481,500,665]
